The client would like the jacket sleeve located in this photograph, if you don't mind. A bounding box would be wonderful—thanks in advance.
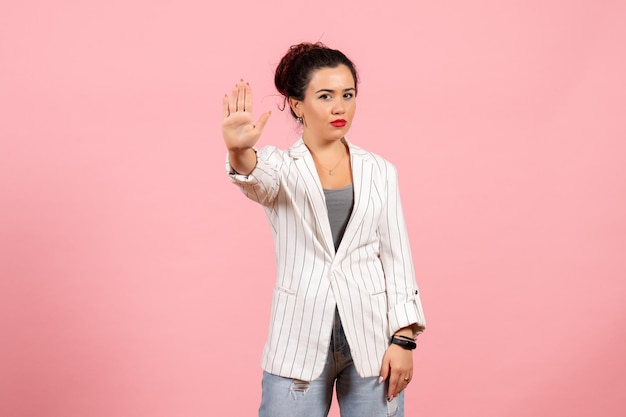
[377,161,426,337]
[225,146,282,207]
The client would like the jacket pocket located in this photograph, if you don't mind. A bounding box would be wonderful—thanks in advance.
[275,285,296,296]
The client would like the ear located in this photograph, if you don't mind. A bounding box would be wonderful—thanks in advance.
[288,97,302,117]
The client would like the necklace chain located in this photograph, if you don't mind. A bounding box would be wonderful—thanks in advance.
[311,149,346,176]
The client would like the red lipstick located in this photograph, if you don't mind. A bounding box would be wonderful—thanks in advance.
[331,119,346,127]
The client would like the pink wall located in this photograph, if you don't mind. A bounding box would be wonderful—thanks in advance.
[1,1,625,416]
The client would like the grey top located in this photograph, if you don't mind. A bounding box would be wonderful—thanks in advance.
[323,184,354,251]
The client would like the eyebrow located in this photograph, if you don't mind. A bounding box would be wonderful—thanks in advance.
[315,87,356,94]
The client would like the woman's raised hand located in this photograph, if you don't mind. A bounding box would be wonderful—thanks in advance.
[222,79,271,152]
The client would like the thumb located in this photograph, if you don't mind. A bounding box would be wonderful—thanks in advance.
[254,110,271,133]
[378,355,390,384]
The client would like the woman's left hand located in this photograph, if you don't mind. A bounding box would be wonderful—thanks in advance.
[379,343,413,401]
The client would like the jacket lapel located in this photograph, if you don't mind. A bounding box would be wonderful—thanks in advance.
[289,139,336,256]
[336,144,374,255]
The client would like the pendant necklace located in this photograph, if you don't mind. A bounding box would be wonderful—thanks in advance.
[312,150,346,176]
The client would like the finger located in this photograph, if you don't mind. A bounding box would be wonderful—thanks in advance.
[229,85,238,114]
[253,110,271,133]
[236,79,245,111]
[244,82,253,113]
[379,356,390,383]
[222,94,230,118]
[387,365,402,399]
[388,373,400,399]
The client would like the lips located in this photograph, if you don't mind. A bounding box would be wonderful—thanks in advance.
[331,119,347,127]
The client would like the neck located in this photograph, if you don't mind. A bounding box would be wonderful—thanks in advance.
[303,136,347,154]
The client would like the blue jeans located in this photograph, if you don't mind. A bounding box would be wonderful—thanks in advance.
[259,309,404,417]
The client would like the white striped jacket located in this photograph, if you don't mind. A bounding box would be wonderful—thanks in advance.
[226,138,425,380]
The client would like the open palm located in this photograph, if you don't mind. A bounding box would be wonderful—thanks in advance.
[222,80,271,151]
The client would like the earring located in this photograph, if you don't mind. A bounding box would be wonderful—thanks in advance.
[296,116,303,124]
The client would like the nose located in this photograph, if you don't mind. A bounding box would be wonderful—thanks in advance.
[332,98,345,114]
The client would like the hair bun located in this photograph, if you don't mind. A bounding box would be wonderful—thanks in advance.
[289,42,326,56]
[275,42,326,97]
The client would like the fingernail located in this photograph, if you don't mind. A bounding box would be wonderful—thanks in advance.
[378,376,383,384]
[387,395,394,402]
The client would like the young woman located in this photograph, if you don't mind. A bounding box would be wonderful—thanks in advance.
[222,42,426,417]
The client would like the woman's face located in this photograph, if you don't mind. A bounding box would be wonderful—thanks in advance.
[291,65,357,144]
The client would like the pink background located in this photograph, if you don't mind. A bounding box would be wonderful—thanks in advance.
[1,1,625,416]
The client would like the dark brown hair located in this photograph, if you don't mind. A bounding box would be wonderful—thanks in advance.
[274,42,359,118]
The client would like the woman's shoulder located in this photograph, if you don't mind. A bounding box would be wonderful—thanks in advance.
[347,141,397,172]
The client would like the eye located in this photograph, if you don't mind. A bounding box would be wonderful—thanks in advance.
[343,92,354,99]
[318,94,331,100]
